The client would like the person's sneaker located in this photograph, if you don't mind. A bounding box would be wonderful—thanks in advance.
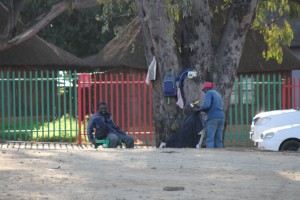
[159,142,166,148]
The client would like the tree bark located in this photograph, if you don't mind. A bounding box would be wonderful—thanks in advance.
[213,0,257,114]
[181,0,211,101]
[135,0,185,143]
[7,0,27,37]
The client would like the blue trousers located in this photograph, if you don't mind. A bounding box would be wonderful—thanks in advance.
[106,131,134,148]
[205,119,225,148]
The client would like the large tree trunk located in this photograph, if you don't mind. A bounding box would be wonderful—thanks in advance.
[134,0,211,143]
[135,0,257,145]
[134,0,181,143]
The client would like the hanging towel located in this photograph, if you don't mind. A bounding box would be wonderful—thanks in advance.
[145,57,157,85]
[176,83,184,109]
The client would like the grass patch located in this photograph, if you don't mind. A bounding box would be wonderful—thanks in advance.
[33,114,78,142]
[1,115,81,142]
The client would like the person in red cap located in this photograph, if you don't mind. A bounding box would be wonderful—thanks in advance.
[194,82,225,148]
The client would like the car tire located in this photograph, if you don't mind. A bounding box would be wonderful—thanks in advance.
[280,140,300,151]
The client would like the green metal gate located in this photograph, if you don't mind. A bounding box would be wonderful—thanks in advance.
[0,70,78,142]
[224,73,283,146]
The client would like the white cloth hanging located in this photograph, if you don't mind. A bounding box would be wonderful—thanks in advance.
[176,85,184,109]
[145,57,157,85]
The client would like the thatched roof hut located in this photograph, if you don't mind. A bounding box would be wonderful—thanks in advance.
[85,17,146,70]
[239,31,300,73]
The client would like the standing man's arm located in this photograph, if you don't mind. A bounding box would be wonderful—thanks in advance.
[198,92,213,112]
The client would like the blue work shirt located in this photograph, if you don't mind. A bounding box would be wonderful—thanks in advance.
[87,112,116,141]
[197,89,225,121]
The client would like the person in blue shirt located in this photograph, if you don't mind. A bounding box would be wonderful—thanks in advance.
[87,102,134,148]
[194,82,225,148]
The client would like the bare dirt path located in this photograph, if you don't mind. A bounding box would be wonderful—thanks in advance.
[0,144,300,200]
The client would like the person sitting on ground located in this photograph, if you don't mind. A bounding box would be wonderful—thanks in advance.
[87,102,134,148]
[159,104,203,148]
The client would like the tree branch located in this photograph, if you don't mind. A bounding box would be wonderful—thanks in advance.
[0,0,99,52]
[7,0,27,37]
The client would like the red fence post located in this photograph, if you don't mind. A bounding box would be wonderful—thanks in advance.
[116,73,119,125]
[93,73,97,113]
[126,74,130,135]
[99,73,103,103]
[298,78,300,108]
[137,73,141,137]
[288,78,291,109]
[293,78,296,108]
[132,73,136,138]
[143,72,147,143]
[105,73,108,103]
[282,79,286,109]
[110,73,114,116]
[121,73,125,130]
[149,82,153,142]
[77,76,82,144]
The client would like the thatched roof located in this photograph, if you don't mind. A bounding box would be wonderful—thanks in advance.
[85,17,147,69]
[239,30,300,73]
[86,16,300,74]
[0,4,89,69]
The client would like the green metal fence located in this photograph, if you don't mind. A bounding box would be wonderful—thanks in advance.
[224,73,283,146]
[0,70,286,146]
[0,70,78,142]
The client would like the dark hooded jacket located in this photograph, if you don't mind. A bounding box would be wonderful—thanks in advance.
[87,112,118,141]
[165,105,203,148]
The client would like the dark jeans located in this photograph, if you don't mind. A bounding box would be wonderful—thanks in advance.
[106,130,134,148]
[205,119,225,148]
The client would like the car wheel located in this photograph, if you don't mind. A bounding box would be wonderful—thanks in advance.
[280,140,300,151]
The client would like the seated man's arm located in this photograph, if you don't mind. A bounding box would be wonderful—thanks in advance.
[107,116,121,131]
[94,116,117,138]
[87,116,96,143]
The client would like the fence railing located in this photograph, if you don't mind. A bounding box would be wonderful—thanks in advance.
[0,70,78,142]
[1,70,299,146]
[77,72,154,145]
[225,74,283,146]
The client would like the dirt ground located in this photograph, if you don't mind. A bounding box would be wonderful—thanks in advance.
[0,143,300,200]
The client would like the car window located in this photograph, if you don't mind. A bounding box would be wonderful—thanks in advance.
[255,117,271,125]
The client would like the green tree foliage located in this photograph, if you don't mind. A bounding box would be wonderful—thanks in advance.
[11,0,136,57]
[252,0,294,63]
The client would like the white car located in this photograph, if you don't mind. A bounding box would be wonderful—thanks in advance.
[250,109,300,151]
[257,124,300,151]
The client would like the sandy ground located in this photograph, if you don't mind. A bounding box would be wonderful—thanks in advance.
[0,144,300,200]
